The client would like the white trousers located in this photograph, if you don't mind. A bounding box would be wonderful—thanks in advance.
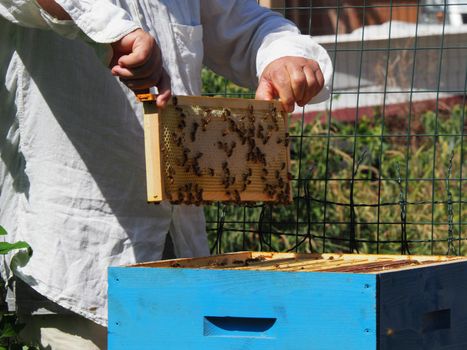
[19,314,106,350]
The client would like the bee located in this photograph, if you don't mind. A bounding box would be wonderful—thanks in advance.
[172,96,178,106]
[271,106,277,118]
[248,168,252,177]
[191,122,199,142]
[222,128,229,137]
[284,132,290,146]
[207,168,215,176]
[287,172,293,180]
[194,152,203,160]
[201,113,212,131]
[180,112,186,119]
[222,161,228,170]
[256,124,264,139]
[168,176,175,185]
[193,164,202,177]
[196,188,203,204]
[275,169,280,179]
[178,119,186,130]
[177,189,184,202]
[262,168,268,176]
[228,118,237,132]
[233,190,241,204]
[217,141,224,149]
[261,175,267,182]
[230,176,236,186]
[278,177,284,187]
[281,162,286,170]
[175,106,183,112]
[187,191,194,204]
[262,134,270,145]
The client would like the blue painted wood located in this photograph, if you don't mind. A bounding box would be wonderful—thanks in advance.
[108,268,377,350]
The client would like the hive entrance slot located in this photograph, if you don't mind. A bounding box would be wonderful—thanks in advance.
[203,316,277,338]
[422,309,451,333]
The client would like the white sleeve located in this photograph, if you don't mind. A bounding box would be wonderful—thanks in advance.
[201,0,332,103]
[54,0,139,43]
[0,0,139,43]
[0,0,50,29]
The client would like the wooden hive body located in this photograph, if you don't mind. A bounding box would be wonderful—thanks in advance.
[109,252,467,349]
[142,95,291,204]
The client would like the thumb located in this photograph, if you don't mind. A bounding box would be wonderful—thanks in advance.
[255,77,276,101]
[156,69,172,109]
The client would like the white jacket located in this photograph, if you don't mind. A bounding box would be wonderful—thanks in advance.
[0,0,332,325]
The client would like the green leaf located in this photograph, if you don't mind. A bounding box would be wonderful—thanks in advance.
[0,241,30,255]
[10,247,33,272]
[0,226,6,236]
[0,322,16,339]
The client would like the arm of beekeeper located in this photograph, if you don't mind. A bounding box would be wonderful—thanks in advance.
[0,0,136,39]
[200,0,332,112]
[0,0,170,104]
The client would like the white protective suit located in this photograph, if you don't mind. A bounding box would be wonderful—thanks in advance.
[0,0,332,325]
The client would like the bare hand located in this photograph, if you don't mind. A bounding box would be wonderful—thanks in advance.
[110,29,171,108]
[255,56,324,113]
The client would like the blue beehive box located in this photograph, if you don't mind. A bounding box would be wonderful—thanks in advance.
[108,252,467,350]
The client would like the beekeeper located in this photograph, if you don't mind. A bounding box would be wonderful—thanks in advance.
[0,0,332,348]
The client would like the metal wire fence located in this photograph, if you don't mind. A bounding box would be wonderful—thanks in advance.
[203,0,467,256]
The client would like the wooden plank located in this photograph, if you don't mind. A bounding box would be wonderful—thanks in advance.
[131,251,465,273]
[143,102,165,202]
[132,251,255,268]
[171,95,283,111]
[108,267,377,350]
[379,261,467,349]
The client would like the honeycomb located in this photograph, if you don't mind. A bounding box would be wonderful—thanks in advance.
[144,95,291,205]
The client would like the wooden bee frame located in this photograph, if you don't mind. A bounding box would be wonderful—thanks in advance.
[140,95,291,204]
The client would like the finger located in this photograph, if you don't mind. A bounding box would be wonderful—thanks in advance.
[270,69,295,113]
[299,64,324,105]
[115,71,164,90]
[118,37,155,69]
[286,63,306,106]
[255,77,275,101]
[111,61,162,81]
[156,70,172,109]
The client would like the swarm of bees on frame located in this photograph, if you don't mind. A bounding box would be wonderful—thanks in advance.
[160,96,292,206]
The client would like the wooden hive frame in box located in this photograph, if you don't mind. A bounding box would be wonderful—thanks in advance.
[140,94,292,205]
